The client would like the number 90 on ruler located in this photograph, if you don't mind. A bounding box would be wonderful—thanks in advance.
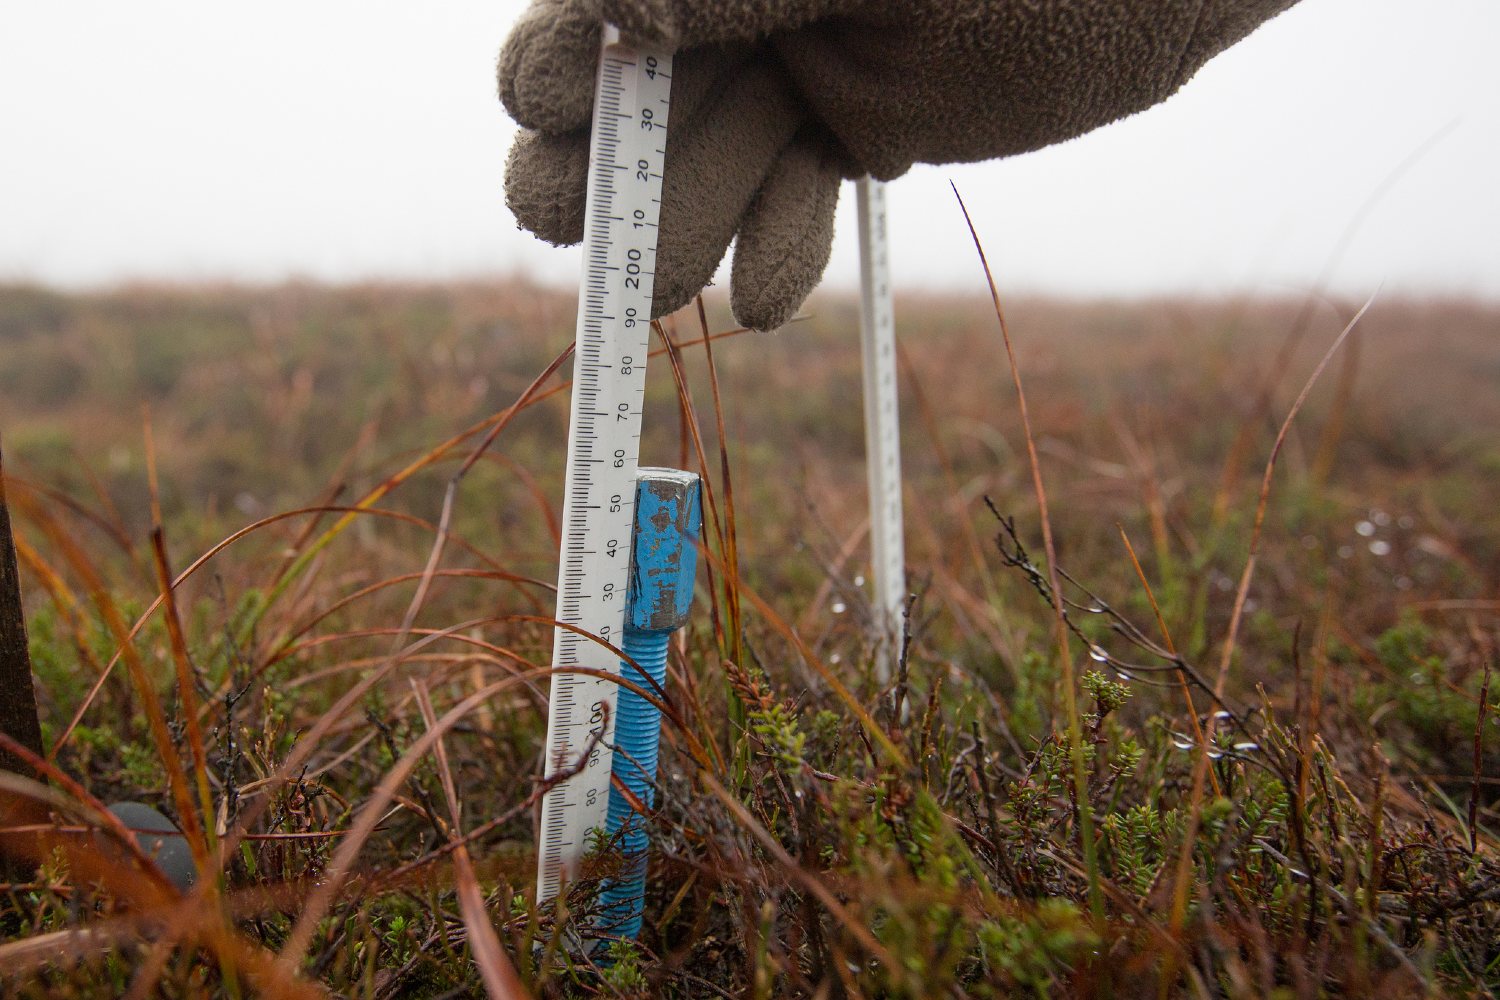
[535,29,674,912]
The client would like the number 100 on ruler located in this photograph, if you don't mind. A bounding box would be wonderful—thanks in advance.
[536,30,673,908]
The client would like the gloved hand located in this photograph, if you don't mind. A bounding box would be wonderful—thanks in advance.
[500,0,1299,331]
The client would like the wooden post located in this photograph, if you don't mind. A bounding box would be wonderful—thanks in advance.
[0,441,46,881]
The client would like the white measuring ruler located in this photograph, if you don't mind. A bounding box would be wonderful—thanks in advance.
[856,178,905,683]
[536,27,673,908]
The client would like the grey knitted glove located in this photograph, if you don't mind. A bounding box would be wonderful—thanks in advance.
[500,0,1299,330]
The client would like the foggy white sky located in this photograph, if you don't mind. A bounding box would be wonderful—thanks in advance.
[2,0,1497,300]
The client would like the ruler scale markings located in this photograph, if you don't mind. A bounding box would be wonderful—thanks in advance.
[856,178,906,683]
[535,28,673,915]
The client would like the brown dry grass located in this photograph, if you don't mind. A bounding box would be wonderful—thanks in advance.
[0,277,1496,996]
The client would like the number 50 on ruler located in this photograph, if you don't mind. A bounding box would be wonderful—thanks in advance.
[535,29,673,911]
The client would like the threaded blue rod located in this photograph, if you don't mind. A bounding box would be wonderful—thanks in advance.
[599,469,701,943]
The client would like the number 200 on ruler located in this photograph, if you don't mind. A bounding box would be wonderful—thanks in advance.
[536,30,673,907]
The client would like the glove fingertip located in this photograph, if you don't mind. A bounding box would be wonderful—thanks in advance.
[505,130,590,246]
[730,143,841,332]
[730,271,805,333]
[497,4,599,132]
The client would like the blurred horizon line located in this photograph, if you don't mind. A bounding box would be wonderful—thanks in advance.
[5,272,1498,309]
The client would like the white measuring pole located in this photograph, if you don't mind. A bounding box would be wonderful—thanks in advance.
[855,178,905,683]
[536,27,673,909]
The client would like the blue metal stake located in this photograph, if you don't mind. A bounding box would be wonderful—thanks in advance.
[599,468,702,942]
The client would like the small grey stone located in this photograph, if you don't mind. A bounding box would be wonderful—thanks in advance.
[107,801,198,892]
